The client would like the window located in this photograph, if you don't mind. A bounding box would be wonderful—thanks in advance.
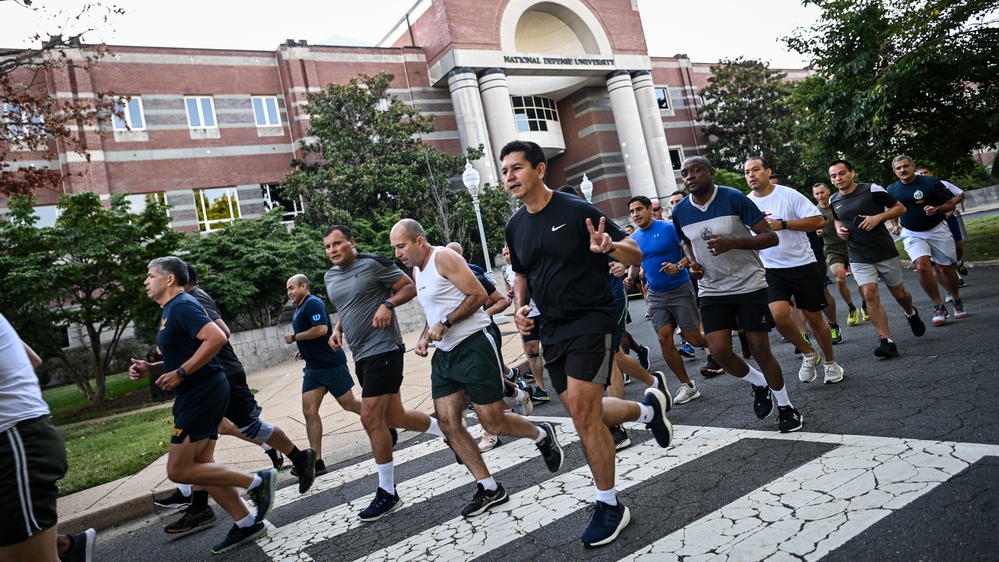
[185,96,217,128]
[511,96,559,133]
[113,97,145,131]
[669,148,684,171]
[195,187,240,231]
[4,103,45,140]
[252,96,281,127]
[124,193,167,215]
[655,88,671,110]
[261,184,303,221]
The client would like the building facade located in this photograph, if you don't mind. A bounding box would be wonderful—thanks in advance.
[2,0,809,227]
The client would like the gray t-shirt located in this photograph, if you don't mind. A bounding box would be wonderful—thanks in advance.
[324,253,405,361]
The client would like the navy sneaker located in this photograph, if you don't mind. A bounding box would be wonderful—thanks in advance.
[535,421,564,472]
[531,387,551,402]
[211,522,267,554]
[678,342,697,358]
[247,468,278,524]
[641,388,673,448]
[650,370,667,394]
[358,487,403,522]
[752,385,774,418]
[461,483,509,517]
[60,527,95,562]
[581,500,631,547]
[636,344,651,370]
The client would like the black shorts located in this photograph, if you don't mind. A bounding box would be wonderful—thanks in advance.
[0,416,67,546]
[946,215,963,241]
[542,333,615,395]
[765,263,828,312]
[172,372,228,444]
[523,317,541,343]
[223,368,259,429]
[355,344,405,398]
[699,288,775,334]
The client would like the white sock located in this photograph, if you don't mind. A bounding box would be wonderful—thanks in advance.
[426,417,445,439]
[507,367,516,378]
[772,386,791,408]
[517,389,530,402]
[235,513,256,529]
[478,477,498,492]
[177,483,193,496]
[636,403,654,424]
[376,462,395,495]
[595,487,618,506]
[261,443,273,451]
[249,474,262,490]
[533,426,547,444]
[742,366,768,387]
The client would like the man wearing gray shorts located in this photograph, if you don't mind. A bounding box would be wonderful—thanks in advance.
[828,160,925,358]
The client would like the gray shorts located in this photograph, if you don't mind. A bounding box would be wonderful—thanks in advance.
[648,283,701,333]
[850,257,904,288]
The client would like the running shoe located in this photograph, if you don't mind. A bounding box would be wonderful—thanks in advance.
[461,483,509,517]
[874,337,900,358]
[862,306,871,321]
[829,324,843,344]
[535,421,564,472]
[581,500,631,547]
[799,352,820,383]
[265,448,284,470]
[777,405,804,433]
[678,342,697,358]
[957,261,969,276]
[650,370,667,393]
[752,385,774,418]
[478,432,501,452]
[958,277,967,288]
[700,355,725,377]
[953,300,968,319]
[610,425,631,450]
[153,488,192,509]
[944,292,954,303]
[823,362,845,384]
[793,333,810,356]
[531,387,551,402]
[847,308,860,326]
[506,367,520,382]
[291,458,327,478]
[932,304,949,326]
[673,383,700,404]
[907,308,926,336]
[641,388,673,448]
[211,522,267,554]
[358,487,403,522]
[293,448,317,494]
[622,373,632,385]
[515,386,533,416]
[61,528,96,562]
[247,469,278,524]
[637,345,651,370]
[165,505,216,534]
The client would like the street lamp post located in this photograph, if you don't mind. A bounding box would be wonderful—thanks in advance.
[462,160,492,273]
[580,173,593,203]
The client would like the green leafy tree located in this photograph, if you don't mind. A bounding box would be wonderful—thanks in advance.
[698,58,806,189]
[786,0,999,184]
[0,192,182,402]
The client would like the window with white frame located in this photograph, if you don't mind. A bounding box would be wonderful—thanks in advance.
[655,87,671,110]
[185,96,217,128]
[113,97,146,131]
[252,96,281,127]
[3,103,45,140]
[195,187,240,231]
[125,192,167,216]
[511,96,559,133]
[261,184,303,221]
[669,148,684,170]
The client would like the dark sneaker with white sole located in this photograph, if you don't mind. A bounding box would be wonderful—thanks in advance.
[610,425,631,450]
[153,488,192,509]
[265,448,284,470]
[358,487,403,522]
[752,385,774,418]
[907,308,926,336]
[535,421,564,472]
[59,527,96,562]
[581,500,631,547]
[777,405,804,433]
[165,505,216,534]
[461,483,509,517]
[874,337,900,358]
[211,522,267,554]
[641,388,673,448]
[247,468,277,524]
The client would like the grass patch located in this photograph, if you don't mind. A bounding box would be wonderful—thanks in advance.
[59,406,173,496]
[894,215,999,262]
[44,372,151,422]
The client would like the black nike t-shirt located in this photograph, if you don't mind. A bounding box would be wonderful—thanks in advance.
[830,183,899,264]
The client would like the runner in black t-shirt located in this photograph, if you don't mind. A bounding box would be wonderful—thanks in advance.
[501,140,674,548]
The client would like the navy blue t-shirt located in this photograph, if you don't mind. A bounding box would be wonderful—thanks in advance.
[157,292,225,395]
[293,294,347,369]
[887,175,954,232]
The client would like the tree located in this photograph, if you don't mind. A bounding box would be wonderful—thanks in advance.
[786,0,999,184]
[698,58,807,189]
[1,1,124,196]
[0,192,182,403]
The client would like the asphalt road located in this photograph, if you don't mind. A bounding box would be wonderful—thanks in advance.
[93,266,999,561]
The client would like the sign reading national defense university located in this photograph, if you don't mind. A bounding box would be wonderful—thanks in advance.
[502,54,615,67]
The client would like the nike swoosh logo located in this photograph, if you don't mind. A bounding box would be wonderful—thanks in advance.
[552,224,566,232]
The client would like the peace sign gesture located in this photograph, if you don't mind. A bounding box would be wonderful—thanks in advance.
[587,217,613,254]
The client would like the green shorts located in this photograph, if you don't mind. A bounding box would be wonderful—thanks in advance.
[824,243,849,267]
[431,328,505,405]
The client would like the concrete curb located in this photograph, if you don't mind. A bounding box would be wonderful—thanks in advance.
[58,492,161,535]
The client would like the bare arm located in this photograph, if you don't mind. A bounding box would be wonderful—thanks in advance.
[424,249,488,342]
[21,340,42,369]
[483,289,511,317]
[372,275,416,328]
[767,214,826,232]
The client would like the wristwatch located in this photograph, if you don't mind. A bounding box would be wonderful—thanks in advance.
[440,315,452,328]
[176,366,187,378]
[383,300,394,310]
[780,219,788,231]
[677,263,685,271]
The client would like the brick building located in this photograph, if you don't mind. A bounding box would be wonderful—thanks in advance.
[3,0,809,228]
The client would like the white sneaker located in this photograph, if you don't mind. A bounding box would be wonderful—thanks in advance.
[799,352,820,383]
[478,432,500,452]
[932,305,949,326]
[823,362,844,384]
[517,389,533,416]
[673,383,701,404]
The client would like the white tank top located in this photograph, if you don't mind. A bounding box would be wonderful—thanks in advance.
[415,248,491,351]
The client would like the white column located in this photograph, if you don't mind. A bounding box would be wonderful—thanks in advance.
[632,70,679,200]
[478,68,519,173]
[605,70,657,200]
[447,67,496,185]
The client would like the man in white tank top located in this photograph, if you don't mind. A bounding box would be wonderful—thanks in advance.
[390,219,565,519]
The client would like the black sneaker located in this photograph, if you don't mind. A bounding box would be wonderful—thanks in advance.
[164,505,216,534]
[153,488,192,509]
[507,366,520,381]
[294,458,326,478]
[907,308,926,337]
[531,387,551,402]
[211,522,267,555]
[637,344,651,370]
[581,500,631,547]
[874,337,900,358]
[641,388,674,448]
[358,487,403,522]
[294,448,317,494]
[265,448,284,470]
[461,483,509,517]
[777,405,803,433]
[957,261,969,276]
[650,370,667,394]
[700,355,725,377]
[535,421,564,472]
[752,385,774,419]
[59,527,95,562]
[610,425,631,450]
[247,468,277,524]
[522,369,535,382]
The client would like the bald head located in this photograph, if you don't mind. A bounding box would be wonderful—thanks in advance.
[391,218,426,244]
[285,273,311,306]
[446,241,464,256]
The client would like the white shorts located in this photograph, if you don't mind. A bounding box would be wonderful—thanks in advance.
[850,257,904,288]
[900,222,957,266]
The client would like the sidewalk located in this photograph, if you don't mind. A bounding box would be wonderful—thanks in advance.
[56,317,529,534]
